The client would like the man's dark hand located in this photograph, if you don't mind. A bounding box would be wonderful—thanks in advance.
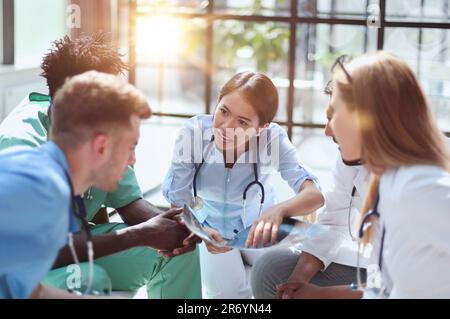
[157,213,202,258]
[133,208,191,251]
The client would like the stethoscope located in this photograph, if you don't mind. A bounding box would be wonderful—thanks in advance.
[85,188,94,201]
[347,186,357,241]
[48,102,95,294]
[64,172,95,296]
[190,135,265,223]
[48,101,95,293]
[353,191,387,297]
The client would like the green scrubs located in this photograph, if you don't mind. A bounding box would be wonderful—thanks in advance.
[0,93,201,298]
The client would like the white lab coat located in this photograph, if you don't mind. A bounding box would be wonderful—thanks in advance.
[375,164,450,298]
[299,156,372,269]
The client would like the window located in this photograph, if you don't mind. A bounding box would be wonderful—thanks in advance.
[384,27,450,132]
[295,23,378,125]
[298,0,375,19]
[129,0,450,136]
[386,0,450,23]
[1,0,69,67]
[135,15,207,115]
[215,0,291,16]
[14,0,68,67]
[212,20,289,121]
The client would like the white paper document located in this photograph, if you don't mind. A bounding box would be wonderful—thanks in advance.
[182,204,329,250]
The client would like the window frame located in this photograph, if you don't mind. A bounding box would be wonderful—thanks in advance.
[3,0,439,137]
[2,1,449,136]
[2,0,14,65]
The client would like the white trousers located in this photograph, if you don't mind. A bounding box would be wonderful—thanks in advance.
[199,242,269,299]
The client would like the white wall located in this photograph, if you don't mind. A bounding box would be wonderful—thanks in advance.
[0,67,47,121]
[14,0,68,68]
[0,0,69,121]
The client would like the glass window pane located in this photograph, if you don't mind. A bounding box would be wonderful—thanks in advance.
[137,0,208,14]
[294,24,377,125]
[14,0,68,67]
[135,66,205,114]
[136,17,206,65]
[135,18,207,114]
[117,0,130,61]
[298,0,376,19]
[212,20,290,121]
[386,0,450,23]
[384,27,450,132]
[291,127,338,191]
[136,117,187,197]
[214,0,291,16]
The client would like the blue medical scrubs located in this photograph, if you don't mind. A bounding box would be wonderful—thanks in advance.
[162,114,320,240]
[0,141,78,298]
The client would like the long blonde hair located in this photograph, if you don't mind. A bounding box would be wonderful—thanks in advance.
[334,52,450,243]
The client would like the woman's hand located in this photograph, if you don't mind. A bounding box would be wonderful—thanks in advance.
[245,205,285,248]
[204,227,232,254]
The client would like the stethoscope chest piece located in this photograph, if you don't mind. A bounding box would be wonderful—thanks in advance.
[190,196,204,211]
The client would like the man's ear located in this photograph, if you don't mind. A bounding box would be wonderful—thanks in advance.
[91,133,109,160]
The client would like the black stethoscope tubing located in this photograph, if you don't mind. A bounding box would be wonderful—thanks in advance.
[192,135,265,205]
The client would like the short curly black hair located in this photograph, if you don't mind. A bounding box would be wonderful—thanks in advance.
[41,32,128,98]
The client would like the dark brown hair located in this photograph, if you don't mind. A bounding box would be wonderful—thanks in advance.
[41,32,127,99]
[218,72,279,124]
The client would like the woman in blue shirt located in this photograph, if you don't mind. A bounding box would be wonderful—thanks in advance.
[162,72,324,298]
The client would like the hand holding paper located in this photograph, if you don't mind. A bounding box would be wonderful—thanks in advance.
[203,227,233,254]
[182,204,329,251]
[245,205,285,248]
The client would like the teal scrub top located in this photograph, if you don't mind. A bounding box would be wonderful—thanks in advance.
[0,93,143,222]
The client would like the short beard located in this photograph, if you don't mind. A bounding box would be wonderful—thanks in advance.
[341,157,363,166]
[334,138,363,166]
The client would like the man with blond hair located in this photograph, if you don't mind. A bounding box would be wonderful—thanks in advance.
[0,34,201,298]
[0,71,194,298]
